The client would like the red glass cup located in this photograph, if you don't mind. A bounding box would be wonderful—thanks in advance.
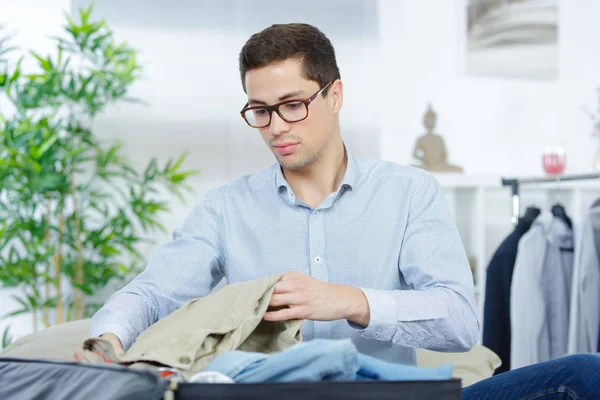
[542,147,566,175]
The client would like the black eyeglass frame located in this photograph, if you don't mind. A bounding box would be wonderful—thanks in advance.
[240,80,335,128]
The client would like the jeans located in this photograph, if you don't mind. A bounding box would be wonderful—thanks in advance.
[462,354,600,399]
[203,339,453,383]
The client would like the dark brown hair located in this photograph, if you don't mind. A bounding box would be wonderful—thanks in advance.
[239,23,341,95]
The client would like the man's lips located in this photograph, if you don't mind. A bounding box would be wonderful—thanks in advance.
[273,143,299,156]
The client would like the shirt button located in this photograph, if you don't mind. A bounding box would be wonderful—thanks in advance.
[312,211,319,216]
[315,257,321,263]
[179,356,192,364]
[375,331,381,338]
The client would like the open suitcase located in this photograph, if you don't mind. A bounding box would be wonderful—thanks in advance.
[0,357,462,400]
[174,379,462,400]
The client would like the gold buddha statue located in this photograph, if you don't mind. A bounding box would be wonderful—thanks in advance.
[412,104,463,172]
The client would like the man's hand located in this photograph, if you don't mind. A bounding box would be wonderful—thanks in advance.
[72,332,124,361]
[264,271,371,326]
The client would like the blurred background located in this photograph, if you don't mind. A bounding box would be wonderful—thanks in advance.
[1,0,600,375]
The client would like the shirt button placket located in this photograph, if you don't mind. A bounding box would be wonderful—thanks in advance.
[308,208,330,339]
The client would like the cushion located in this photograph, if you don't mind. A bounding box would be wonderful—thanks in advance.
[0,319,91,361]
[416,345,501,387]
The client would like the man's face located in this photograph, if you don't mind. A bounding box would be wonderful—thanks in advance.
[244,58,340,171]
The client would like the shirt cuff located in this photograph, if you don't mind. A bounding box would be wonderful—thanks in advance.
[89,322,134,351]
[348,288,397,342]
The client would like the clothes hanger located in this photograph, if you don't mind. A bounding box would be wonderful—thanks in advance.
[549,179,574,251]
[553,204,574,252]
[550,178,573,229]
[551,203,572,229]
[522,206,541,223]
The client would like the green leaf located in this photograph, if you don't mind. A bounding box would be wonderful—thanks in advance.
[33,131,59,159]
[170,151,187,173]
[168,170,200,183]
[10,294,29,310]
[2,325,13,349]
[100,245,120,256]
[8,57,22,83]
[31,173,64,192]
[4,307,30,318]
[80,3,94,26]
[57,44,63,67]
[29,51,53,72]
[63,11,81,37]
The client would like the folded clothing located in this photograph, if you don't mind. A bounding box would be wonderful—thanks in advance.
[203,339,454,383]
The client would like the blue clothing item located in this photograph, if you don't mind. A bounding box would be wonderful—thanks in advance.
[462,354,600,399]
[90,147,479,365]
[203,339,453,383]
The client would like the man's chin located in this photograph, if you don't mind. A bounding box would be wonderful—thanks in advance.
[278,156,307,171]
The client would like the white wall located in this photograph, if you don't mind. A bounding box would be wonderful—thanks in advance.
[379,0,600,177]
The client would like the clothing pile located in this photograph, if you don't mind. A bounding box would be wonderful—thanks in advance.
[482,200,600,373]
[0,274,454,400]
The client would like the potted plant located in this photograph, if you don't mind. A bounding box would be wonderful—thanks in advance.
[0,5,199,347]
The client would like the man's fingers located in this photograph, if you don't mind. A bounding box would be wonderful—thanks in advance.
[269,293,301,307]
[273,280,296,294]
[73,347,85,362]
[100,333,125,356]
[280,271,303,281]
[263,306,305,322]
[114,344,124,356]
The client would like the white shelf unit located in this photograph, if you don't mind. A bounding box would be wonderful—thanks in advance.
[433,173,600,338]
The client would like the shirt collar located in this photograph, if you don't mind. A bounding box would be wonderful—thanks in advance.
[275,144,357,194]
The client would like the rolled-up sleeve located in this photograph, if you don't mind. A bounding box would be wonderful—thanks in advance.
[351,172,480,352]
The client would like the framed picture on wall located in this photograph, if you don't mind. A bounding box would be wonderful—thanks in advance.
[465,0,558,81]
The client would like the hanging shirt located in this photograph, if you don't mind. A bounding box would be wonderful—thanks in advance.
[568,201,600,354]
[510,211,574,369]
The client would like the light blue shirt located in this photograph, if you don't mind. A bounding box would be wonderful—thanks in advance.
[511,211,574,369]
[90,149,480,365]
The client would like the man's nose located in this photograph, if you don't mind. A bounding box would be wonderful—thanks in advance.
[269,111,291,136]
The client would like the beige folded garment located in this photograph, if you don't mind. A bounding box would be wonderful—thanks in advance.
[80,274,302,379]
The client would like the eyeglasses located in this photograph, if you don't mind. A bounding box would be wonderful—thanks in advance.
[240,80,334,128]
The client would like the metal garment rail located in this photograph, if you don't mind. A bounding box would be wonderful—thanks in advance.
[501,173,600,226]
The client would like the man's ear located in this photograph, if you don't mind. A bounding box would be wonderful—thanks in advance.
[329,80,343,113]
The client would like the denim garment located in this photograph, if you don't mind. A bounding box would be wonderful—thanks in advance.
[203,339,453,383]
[91,147,479,366]
[462,354,600,400]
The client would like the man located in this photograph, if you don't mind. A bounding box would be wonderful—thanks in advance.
[72,23,600,399]
[81,23,479,364]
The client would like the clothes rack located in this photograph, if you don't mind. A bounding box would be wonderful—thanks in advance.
[501,173,600,226]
